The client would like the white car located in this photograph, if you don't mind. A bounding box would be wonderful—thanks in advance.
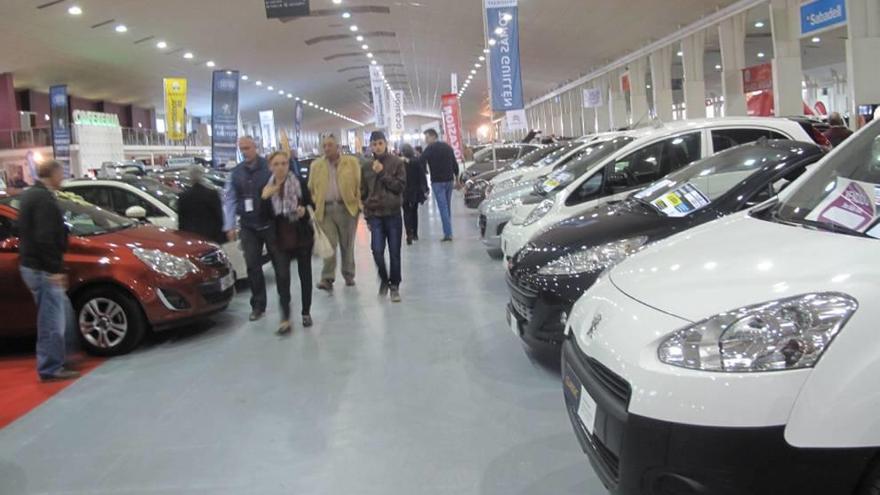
[487,136,602,197]
[501,117,816,259]
[62,177,248,281]
[561,120,880,494]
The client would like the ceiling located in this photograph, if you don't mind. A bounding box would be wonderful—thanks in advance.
[1,0,748,133]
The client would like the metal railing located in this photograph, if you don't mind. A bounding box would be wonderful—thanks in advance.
[121,127,200,147]
[0,127,52,149]
[0,126,200,150]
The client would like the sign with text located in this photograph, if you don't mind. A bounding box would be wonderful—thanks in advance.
[369,65,387,128]
[390,90,406,138]
[801,0,846,36]
[294,100,304,151]
[486,0,524,112]
[48,85,71,177]
[742,63,773,93]
[440,93,464,163]
[505,109,528,132]
[259,110,277,150]
[163,78,187,141]
[583,88,604,108]
[211,70,239,168]
[265,0,309,18]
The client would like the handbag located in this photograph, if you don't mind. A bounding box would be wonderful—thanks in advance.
[309,206,334,259]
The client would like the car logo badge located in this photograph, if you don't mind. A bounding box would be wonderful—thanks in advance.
[587,313,602,339]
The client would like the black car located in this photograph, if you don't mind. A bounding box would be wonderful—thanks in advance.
[460,143,541,181]
[506,140,824,348]
[464,144,565,208]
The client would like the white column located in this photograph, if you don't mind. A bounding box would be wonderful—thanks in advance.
[846,0,880,129]
[681,30,707,119]
[628,57,650,124]
[718,13,748,116]
[770,0,805,117]
[609,71,629,129]
[650,45,675,122]
[595,79,611,132]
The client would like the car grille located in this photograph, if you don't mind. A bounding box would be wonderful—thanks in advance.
[506,271,538,322]
[479,215,487,238]
[198,249,228,268]
[585,355,631,406]
[591,434,621,481]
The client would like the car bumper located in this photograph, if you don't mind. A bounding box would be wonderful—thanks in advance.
[464,188,486,209]
[480,212,511,251]
[500,222,535,259]
[561,337,873,495]
[142,268,235,330]
[506,271,572,346]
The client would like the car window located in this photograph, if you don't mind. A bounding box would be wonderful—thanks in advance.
[608,133,701,192]
[538,136,634,195]
[69,186,112,209]
[110,188,164,217]
[0,196,135,237]
[474,147,520,162]
[566,170,605,206]
[741,184,774,210]
[712,128,789,153]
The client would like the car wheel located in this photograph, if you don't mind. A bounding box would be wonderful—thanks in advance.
[74,288,146,356]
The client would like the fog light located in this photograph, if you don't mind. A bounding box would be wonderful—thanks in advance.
[158,288,190,311]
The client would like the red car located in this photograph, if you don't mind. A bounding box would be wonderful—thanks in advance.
[0,191,234,356]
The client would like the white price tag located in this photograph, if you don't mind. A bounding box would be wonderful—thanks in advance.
[577,386,598,435]
[244,198,254,213]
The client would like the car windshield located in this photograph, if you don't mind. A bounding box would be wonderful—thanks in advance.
[634,142,797,217]
[1,195,136,237]
[124,177,179,210]
[537,136,635,195]
[769,120,880,238]
[507,145,560,170]
[473,146,521,163]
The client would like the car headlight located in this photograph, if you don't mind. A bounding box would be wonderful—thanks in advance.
[536,236,647,276]
[658,293,857,372]
[488,198,522,213]
[132,247,199,279]
[520,199,554,226]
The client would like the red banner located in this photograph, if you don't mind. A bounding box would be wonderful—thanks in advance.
[742,63,773,93]
[441,93,464,163]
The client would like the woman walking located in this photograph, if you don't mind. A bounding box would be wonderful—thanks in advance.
[401,144,428,245]
[262,151,315,335]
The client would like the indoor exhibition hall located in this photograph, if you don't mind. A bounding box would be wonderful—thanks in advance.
[2,0,880,494]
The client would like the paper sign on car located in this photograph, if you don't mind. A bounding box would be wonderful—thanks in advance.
[806,178,879,232]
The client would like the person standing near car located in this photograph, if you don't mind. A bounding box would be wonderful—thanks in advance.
[415,128,459,242]
[362,131,407,302]
[18,160,79,381]
[824,112,853,147]
[308,135,361,292]
[401,144,428,245]
[223,136,276,321]
[178,165,225,244]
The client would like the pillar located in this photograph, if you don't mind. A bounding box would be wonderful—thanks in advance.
[718,13,748,116]
[0,73,18,131]
[846,0,880,129]
[650,46,675,122]
[628,57,650,124]
[771,0,805,117]
[681,30,707,119]
[609,71,629,130]
[595,79,611,132]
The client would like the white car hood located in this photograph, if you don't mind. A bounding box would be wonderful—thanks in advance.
[609,212,879,322]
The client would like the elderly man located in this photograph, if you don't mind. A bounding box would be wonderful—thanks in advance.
[178,165,224,244]
[223,136,275,321]
[308,135,361,291]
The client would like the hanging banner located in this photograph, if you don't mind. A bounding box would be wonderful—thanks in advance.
[265,0,309,18]
[486,0,524,112]
[390,90,406,138]
[440,93,464,163]
[48,85,71,177]
[583,88,603,108]
[369,65,387,128]
[163,78,188,141]
[259,110,277,150]
[742,63,773,93]
[800,0,846,36]
[294,100,304,151]
[211,70,239,168]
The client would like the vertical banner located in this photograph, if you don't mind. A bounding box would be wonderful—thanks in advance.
[440,93,465,163]
[48,85,71,177]
[583,88,603,108]
[369,65,387,128]
[390,90,406,139]
[259,110,277,150]
[211,70,239,168]
[163,78,188,141]
[264,0,309,18]
[486,0,524,112]
[505,109,528,132]
[294,100,304,151]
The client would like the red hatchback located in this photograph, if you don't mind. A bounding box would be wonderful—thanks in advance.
[0,192,234,356]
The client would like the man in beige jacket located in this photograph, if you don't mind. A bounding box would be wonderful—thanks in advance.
[308,135,362,290]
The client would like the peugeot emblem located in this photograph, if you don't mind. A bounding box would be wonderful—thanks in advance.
[586,313,602,339]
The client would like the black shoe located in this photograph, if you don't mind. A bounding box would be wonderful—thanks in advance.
[249,310,265,322]
[441,236,453,242]
[379,282,389,297]
[413,234,419,241]
[40,368,80,382]
[406,237,413,245]
[302,315,313,327]
[390,287,402,303]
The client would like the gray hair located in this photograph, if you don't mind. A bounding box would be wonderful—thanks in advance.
[189,164,204,184]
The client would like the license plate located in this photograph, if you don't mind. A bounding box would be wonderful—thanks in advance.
[219,273,234,291]
[507,309,520,336]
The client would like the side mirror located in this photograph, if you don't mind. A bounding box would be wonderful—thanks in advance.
[125,206,147,219]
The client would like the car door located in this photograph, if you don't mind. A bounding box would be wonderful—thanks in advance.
[0,214,37,333]
[604,132,702,196]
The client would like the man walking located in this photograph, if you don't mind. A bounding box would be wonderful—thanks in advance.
[308,135,361,291]
[223,136,275,321]
[179,165,225,244]
[415,128,459,241]
[361,131,407,302]
[18,160,79,381]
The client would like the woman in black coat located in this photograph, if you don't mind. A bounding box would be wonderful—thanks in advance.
[401,144,428,245]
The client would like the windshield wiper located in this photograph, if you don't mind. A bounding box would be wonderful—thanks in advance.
[797,218,870,238]
[631,197,662,215]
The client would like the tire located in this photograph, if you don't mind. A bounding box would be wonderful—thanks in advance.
[73,287,146,356]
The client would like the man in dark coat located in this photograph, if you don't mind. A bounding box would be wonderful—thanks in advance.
[401,144,428,245]
[178,165,225,244]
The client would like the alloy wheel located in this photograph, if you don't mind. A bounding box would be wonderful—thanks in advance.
[79,297,129,349]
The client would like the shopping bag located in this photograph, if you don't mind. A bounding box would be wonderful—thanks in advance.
[308,206,334,259]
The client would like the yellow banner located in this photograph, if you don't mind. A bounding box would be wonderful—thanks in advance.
[163,78,187,141]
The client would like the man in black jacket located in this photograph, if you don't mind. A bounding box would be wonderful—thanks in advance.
[18,160,80,381]
[178,165,224,244]
[415,128,460,241]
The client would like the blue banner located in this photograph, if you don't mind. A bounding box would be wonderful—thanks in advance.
[49,85,71,177]
[294,100,304,152]
[486,0,524,112]
[801,0,847,36]
[211,70,240,168]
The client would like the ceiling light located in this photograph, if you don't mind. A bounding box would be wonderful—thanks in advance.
[156,40,167,49]
[242,75,249,80]
[646,84,652,89]
[677,51,683,57]
[367,53,373,58]
[715,64,722,70]
[811,36,821,43]
[350,25,358,32]
[356,35,364,41]
[256,80,263,86]
[754,21,765,28]
[757,52,765,58]
[279,90,285,95]
[483,48,490,53]
[479,56,485,61]
[295,97,300,101]
[226,70,232,75]
[68,5,82,15]
[475,63,482,68]
[488,38,497,46]
[362,44,369,50]
[115,24,128,33]
[183,52,194,59]
[302,99,308,104]
[371,60,377,65]
[287,93,293,98]
[206,61,215,67]
[342,12,351,18]
[332,0,342,4]
[470,69,477,74]
[268,86,274,90]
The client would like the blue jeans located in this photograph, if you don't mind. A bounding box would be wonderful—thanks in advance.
[432,181,454,238]
[20,266,75,378]
[367,214,403,287]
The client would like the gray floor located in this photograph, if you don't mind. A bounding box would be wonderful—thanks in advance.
[0,194,606,495]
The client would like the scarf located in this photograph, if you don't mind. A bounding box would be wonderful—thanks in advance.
[268,172,302,221]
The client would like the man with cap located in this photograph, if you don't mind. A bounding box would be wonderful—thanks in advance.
[361,131,407,302]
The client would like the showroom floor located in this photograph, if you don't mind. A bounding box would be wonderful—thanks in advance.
[0,197,605,495]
